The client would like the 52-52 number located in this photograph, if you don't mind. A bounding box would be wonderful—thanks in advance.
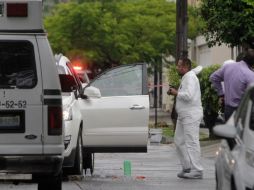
[0,100,27,108]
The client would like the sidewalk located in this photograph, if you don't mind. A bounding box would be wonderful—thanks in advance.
[149,107,215,146]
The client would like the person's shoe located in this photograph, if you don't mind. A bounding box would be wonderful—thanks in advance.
[182,170,203,179]
[177,168,191,178]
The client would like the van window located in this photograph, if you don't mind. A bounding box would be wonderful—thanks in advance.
[0,41,37,89]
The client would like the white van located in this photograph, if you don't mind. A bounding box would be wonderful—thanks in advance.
[0,1,63,189]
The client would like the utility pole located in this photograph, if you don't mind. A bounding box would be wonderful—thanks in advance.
[176,0,188,61]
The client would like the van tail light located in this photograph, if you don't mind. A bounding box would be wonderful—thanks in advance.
[7,3,28,17]
[48,106,63,136]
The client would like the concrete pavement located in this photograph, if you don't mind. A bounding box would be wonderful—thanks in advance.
[69,142,219,190]
[0,142,219,190]
[0,107,219,190]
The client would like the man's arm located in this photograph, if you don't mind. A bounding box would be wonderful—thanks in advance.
[209,67,225,97]
[176,74,196,102]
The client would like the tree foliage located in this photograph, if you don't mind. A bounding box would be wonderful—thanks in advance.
[45,0,176,69]
[45,1,201,69]
[199,0,254,48]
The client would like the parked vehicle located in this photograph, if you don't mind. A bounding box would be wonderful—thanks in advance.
[0,1,63,189]
[55,54,88,175]
[56,54,149,176]
[213,83,254,190]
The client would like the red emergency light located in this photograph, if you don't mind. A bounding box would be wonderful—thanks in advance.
[73,66,82,71]
[7,3,28,17]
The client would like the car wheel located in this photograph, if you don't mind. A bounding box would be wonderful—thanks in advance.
[83,152,95,175]
[37,171,62,190]
[71,130,84,176]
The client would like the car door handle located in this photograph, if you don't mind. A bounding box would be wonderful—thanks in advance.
[130,105,145,110]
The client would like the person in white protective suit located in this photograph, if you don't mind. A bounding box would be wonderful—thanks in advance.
[167,58,203,179]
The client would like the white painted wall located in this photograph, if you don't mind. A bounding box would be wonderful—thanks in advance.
[190,35,237,66]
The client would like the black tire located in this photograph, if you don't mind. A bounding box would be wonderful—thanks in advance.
[83,152,95,175]
[37,171,62,190]
[71,130,84,175]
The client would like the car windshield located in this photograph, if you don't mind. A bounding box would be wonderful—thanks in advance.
[0,41,37,89]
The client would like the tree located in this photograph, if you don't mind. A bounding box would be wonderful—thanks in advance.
[199,0,254,48]
[44,0,176,69]
[45,1,201,69]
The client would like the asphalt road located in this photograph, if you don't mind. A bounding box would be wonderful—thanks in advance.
[0,141,219,190]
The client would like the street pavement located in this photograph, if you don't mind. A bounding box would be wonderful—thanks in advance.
[0,141,220,190]
[65,108,219,190]
[0,108,220,189]
[70,141,219,190]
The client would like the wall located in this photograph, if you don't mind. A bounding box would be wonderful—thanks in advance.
[190,36,237,66]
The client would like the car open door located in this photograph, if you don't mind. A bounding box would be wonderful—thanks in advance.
[79,63,149,153]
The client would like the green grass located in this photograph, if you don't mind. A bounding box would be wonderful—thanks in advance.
[150,124,210,141]
[199,131,209,141]
[149,121,210,141]
[162,127,175,138]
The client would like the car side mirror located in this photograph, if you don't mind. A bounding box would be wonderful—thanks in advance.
[83,86,101,98]
[213,124,237,139]
[59,74,77,92]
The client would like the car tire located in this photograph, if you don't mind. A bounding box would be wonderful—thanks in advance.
[37,171,62,190]
[70,130,84,176]
[83,152,95,175]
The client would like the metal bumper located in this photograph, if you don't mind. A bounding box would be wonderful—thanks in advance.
[0,155,63,175]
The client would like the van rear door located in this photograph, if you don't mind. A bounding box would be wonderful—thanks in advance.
[0,35,43,154]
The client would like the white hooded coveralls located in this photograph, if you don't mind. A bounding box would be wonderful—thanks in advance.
[174,70,203,172]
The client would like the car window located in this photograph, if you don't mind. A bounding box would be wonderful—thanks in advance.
[90,64,143,97]
[249,103,254,131]
[232,93,250,139]
[66,62,82,92]
[235,94,249,129]
[0,41,37,89]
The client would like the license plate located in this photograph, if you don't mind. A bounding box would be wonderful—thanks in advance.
[0,110,24,132]
[0,116,20,127]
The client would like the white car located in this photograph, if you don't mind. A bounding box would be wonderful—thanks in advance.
[213,84,254,190]
[56,54,86,175]
[56,54,149,176]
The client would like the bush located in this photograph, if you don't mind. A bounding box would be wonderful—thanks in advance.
[198,64,222,114]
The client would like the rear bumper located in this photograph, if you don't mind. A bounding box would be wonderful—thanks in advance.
[0,155,63,175]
